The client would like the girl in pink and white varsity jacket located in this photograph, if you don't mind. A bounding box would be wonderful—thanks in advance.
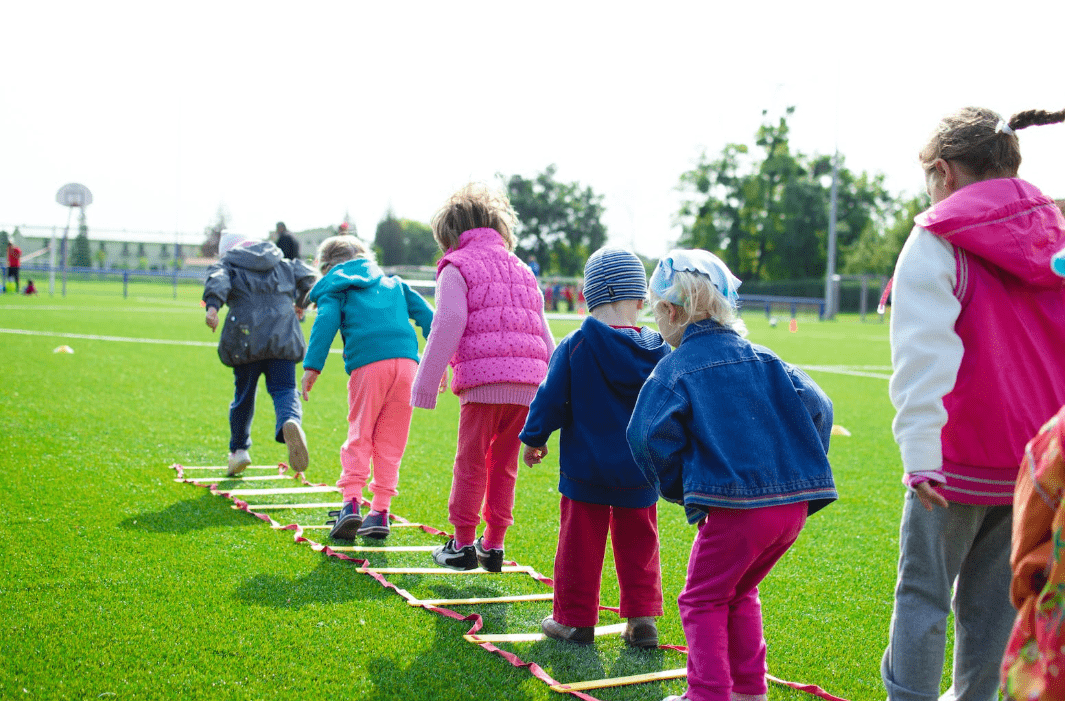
[882,107,1065,701]
[412,183,555,572]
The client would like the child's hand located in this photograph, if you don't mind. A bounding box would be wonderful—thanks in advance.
[914,481,949,511]
[205,307,219,332]
[523,444,548,467]
[438,369,449,394]
[300,369,320,401]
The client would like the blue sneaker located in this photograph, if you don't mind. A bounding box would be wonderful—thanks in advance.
[356,511,390,539]
[326,501,362,540]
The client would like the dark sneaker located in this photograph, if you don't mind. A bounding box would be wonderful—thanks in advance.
[432,539,477,571]
[621,616,659,648]
[356,511,390,539]
[282,420,308,473]
[541,616,594,645]
[326,501,362,540]
[474,536,504,572]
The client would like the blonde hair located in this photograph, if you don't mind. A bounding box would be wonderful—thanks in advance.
[651,269,748,337]
[315,235,370,275]
[430,182,518,252]
[919,106,1065,180]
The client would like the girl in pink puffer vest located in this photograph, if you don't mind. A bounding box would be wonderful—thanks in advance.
[412,183,555,572]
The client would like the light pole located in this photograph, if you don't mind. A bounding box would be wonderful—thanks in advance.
[823,151,839,319]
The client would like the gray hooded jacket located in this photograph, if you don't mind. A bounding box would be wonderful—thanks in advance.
[202,241,317,367]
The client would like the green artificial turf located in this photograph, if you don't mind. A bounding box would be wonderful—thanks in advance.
[1,287,938,700]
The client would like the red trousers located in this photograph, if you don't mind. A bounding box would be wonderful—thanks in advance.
[552,495,664,627]
[448,402,528,548]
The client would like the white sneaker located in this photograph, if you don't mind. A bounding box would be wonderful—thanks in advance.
[282,420,308,473]
[227,449,251,477]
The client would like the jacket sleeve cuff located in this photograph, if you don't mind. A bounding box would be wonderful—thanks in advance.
[898,434,944,475]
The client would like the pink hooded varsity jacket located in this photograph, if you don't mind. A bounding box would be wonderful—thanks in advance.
[890,178,1065,505]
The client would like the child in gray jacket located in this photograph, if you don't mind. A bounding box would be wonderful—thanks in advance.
[203,232,317,476]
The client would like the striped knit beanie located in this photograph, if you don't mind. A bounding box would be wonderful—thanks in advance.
[582,246,647,311]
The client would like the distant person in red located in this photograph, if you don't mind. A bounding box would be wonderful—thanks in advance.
[23,279,37,295]
[7,243,21,293]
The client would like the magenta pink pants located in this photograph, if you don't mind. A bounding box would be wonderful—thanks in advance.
[679,502,807,701]
[337,358,417,512]
[552,495,664,627]
[448,402,528,548]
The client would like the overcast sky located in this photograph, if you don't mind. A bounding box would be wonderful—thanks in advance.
[3,1,1064,258]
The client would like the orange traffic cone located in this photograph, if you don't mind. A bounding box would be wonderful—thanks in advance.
[788,318,798,333]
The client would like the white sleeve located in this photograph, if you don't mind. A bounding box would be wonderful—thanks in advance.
[888,226,963,475]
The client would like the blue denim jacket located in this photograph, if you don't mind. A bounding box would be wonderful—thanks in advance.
[627,319,837,523]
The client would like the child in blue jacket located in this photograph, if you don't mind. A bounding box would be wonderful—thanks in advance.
[300,236,433,540]
[521,247,671,648]
[628,249,836,701]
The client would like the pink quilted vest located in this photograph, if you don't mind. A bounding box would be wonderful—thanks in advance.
[436,228,549,392]
[918,179,1065,504]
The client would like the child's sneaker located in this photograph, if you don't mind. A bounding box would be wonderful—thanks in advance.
[281,420,308,473]
[474,536,504,572]
[432,539,477,570]
[326,501,362,540]
[621,616,659,648]
[227,449,251,477]
[356,511,390,539]
[541,616,594,645]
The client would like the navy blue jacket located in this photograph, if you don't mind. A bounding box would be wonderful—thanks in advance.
[627,319,837,523]
[519,316,671,509]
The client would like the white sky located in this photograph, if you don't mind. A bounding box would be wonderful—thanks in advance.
[2,1,1064,258]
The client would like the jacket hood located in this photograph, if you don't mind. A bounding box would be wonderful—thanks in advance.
[916,178,1065,289]
[308,258,384,303]
[580,315,668,391]
[222,241,283,272]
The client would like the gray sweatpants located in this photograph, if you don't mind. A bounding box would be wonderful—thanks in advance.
[881,492,1013,701]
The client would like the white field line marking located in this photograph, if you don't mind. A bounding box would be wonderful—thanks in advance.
[800,364,891,380]
[0,327,342,353]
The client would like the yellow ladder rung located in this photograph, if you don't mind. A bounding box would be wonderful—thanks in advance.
[466,623,625,644]
[412,592,554,606]
[549,667,687,692]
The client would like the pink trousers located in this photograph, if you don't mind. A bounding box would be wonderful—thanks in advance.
[552,495,663,627]
[337,358,417,512]
[679,502,807,701]
[448,402,528,548]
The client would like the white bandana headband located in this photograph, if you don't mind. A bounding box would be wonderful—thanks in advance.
[995,118,1015,136]
[649,249,742,307]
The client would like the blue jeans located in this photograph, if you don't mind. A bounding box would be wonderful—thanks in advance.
[229,359,301,453]
[881,492,1013,701]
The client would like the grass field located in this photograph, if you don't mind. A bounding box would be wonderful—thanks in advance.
[1,283,927,700]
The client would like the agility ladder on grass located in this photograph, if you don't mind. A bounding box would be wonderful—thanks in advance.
[170,462,848,701]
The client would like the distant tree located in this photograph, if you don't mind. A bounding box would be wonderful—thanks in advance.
[0,231,9,250]
[842,194,926,276]
[677,108,894,281]
[374,209,404,266]
[401,219,438,266]
[201,204,229,257]
[70,209,92,268]
[502,164,608,276]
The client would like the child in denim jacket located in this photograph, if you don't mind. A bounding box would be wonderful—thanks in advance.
[627,249,836,701]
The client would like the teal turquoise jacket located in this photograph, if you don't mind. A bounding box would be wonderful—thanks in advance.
[303,258,433,375]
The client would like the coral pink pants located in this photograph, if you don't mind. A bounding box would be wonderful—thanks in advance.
[448,402,528,548]
[552,495,663,627]
[680,502,807,701]
[337,358,417,512]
